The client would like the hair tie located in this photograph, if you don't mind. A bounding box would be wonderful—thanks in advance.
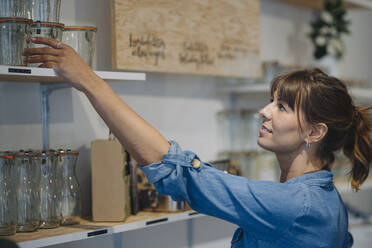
[353,107,360,118]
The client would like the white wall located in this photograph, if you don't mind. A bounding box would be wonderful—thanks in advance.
[1,0,371,247]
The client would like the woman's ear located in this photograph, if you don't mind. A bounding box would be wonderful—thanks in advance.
[307,123,328,144]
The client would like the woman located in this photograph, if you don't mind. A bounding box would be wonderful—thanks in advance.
[24,38,372,247]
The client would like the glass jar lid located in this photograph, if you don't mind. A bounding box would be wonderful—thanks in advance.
[58,149,66,155]
[14,150,40,157]
[0,152,13,159]
[63,26,97,32]
[41,149,58,156]
[67,149,79,155]
[31,21,65,29]
[57,149,79,156]
[0,17,33,24]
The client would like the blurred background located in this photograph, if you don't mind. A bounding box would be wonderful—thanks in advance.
[1,0,372,247]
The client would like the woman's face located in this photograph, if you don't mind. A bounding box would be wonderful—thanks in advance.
[257,94,307,154]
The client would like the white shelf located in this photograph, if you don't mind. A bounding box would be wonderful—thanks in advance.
[335,179,372,193]
[13,211,202,248]
[217,84,271,95]
[347,0,372,9]
[0,65,146,83]
[272,0,372,10]
[217,84,372,104]
[349,88,372,105]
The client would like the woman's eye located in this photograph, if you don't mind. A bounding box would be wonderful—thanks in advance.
[278,103,286,111]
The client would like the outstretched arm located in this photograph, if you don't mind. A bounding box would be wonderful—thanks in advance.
[23,37,169,165]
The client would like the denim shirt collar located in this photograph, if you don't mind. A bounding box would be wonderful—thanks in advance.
[285,170,333,187]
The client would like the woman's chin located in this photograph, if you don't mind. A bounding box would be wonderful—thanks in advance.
[257,139,273,152]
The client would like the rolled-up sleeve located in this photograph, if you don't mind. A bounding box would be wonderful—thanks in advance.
[140,141,306,240]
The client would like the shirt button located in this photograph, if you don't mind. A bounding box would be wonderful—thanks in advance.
[192,159,201,169]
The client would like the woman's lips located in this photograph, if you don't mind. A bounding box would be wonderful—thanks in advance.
[260,125,272,134]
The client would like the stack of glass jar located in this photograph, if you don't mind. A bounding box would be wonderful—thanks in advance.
[0,0,97,68]
[217,109,261,152]
[0,149,82,236]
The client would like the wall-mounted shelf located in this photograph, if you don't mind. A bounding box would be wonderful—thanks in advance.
[0,65,146,83]
[0,65,146,150]
[10,210,202,248]
[348,0,372,9]
[335,179,372,193]
[217,83,270,95]
[217,83,372,105]
[272,0,372,10]
[349,88,372,105]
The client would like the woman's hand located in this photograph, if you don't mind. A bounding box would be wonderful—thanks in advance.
[24,38,170,165]
[23,37,98,92]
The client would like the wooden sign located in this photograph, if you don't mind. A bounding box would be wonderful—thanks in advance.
[110,0,261,78]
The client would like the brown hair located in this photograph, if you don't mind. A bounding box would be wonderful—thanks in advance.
[271,68,372,191]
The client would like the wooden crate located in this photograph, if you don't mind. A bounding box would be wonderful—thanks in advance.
[110,0,261,78]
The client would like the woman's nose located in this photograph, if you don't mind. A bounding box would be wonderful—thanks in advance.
[259,103,272,121]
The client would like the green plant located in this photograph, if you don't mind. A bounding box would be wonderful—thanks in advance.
[309,0,351,60]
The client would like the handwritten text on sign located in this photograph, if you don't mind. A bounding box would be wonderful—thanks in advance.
[129,34,166,66]
[112,0,261,77]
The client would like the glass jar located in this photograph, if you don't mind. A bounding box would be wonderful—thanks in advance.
[229,151,257,179]
[0,0,28,18]
[240,109,261,151]
[27,0,61,22]
[39,150,60,229]
[58,149,82,225]
[14,151,40,232]
[216,110,230,152]
[30,21,64,45]
[0,153,16,236]
[217,110,242,151]
[0,18,32,66]
[62,26,97,68]
[254,151,279,181]
[29,21,64,67]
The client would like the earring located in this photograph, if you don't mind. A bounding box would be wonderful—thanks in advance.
[306,141,311,149]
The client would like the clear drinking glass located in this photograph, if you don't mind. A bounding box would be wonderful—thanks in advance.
[0,153,16,236]
[62,26,97,68]
[0,0,28,18]
[27,0,61,22]
[0,18,32,66]
[58,149,82,225]
[14,151,40,232]
[39,150,60,229]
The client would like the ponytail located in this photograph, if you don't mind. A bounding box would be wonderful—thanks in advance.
[343,106,372,191]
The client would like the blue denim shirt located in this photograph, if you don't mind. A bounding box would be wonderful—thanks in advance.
[141,141,353,247]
